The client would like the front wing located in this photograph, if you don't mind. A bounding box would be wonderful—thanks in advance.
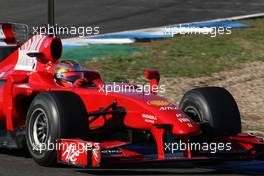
[56,133,264,168]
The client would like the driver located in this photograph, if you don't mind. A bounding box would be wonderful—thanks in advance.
[54,60,88,87]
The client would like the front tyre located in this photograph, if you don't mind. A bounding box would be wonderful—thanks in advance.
[26,91,88,166]
[179,87,241,137]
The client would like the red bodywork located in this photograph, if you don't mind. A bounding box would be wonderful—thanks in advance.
[0,25,263,167]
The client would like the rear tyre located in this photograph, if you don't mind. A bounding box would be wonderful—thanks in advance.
[26,91,88,166]
[179,87,241,137]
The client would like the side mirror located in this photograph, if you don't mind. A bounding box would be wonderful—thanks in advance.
[27,52,49,64]
[144,70,160,94]
[27,52,44,58]
[145,70,160,80]
[84,70,104,88]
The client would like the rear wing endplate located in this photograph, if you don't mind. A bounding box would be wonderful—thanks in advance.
[0,22,28,46]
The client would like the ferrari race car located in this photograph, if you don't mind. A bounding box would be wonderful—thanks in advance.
[0,22,263,168]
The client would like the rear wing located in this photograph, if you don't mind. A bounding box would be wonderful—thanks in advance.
[0,22,28,46]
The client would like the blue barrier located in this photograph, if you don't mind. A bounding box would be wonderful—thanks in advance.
[91,33,171,39]
[90,20,248,40]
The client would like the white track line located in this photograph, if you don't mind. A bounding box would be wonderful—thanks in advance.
[62,38,135,45]
[217,13,264,21]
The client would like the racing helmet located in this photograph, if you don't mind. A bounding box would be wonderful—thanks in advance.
[54,60,84,86]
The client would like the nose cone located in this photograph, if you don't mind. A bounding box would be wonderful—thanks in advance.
[154,107,201,136]
[172,114,201,136]
[172,112,200,136]
[123,95,201,136]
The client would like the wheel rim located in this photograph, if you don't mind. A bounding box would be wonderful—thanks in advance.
[184,105,202,122]
[29,108,49,150]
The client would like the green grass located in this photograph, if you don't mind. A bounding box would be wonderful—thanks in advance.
[62,44,142,63]
[81,19,264,82]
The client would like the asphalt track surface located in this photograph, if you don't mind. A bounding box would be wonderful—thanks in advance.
[0,148,263,176]
[0,0,264,34]
[0,0,264,175]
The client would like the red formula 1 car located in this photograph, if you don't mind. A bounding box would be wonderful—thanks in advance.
[0,23,263,168]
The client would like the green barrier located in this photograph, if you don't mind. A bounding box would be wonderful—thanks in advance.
[62,44,142,63]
